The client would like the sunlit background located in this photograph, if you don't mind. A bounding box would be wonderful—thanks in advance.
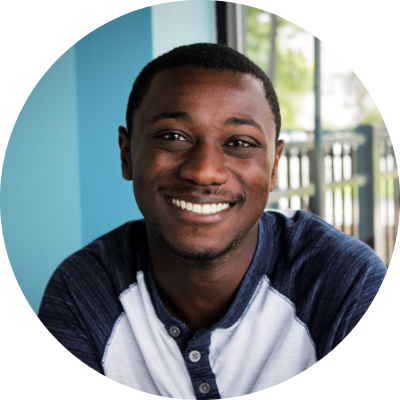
[242,5,397,267]
[247,9,384,130]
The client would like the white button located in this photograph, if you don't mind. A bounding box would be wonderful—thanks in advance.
[189,350,201,362]
[169,326,180,337]
[199,382,210,394]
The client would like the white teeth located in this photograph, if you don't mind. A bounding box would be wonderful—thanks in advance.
[192,204,202,213]
[171,198,230,214]
[201,204,211,214]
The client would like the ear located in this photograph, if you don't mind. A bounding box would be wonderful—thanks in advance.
[269,139,285,192]
[118,126,133,181]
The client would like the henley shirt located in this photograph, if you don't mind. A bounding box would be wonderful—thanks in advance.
[39,210,387,398]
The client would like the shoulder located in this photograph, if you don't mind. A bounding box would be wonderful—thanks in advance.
[260,210,387,358]
[262,209,386,275]
[38,220,148,372]
[40,219,149,314]
[54,219,147,288]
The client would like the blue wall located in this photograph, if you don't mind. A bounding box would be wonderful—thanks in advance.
[0,48,82,313]
[76,9,152,246]
[1,1,215,314]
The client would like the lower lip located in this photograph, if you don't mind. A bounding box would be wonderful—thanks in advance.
[165,197,233,223]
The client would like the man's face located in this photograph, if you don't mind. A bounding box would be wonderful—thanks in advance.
[119,67,284,260]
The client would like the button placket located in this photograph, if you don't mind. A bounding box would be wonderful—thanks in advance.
[184,335,220,398]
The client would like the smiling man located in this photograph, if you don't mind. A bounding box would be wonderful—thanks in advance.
[39,43,386,399]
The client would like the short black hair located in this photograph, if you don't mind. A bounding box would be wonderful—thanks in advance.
[125,43,281,141]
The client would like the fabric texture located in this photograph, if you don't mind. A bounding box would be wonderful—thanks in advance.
[39,210,387,398]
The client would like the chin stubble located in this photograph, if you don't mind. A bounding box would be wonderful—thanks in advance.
[150,218,244,262]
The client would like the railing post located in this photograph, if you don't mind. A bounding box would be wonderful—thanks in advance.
[309,37,325,218]
[357,124,383,257]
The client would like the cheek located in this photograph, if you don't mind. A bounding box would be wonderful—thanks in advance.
[234,158,272,193]
[233,158,273,214]
[132,151,175,197]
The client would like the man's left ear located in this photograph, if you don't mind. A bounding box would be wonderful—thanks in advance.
[270,139,285,192]
[118,126,133,181]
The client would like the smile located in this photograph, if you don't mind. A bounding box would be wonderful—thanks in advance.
[171,197,230,215]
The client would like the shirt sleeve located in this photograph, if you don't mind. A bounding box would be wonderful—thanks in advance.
[330,258,387,351]
[38,252,124,373]
[313,246,387,359]
[267,210,388,361]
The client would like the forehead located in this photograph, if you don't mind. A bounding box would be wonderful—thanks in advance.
[147,67,266,105]
[133,66,275,135]
[152,66,265,92]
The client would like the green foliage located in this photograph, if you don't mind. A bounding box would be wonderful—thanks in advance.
[246,8,270,71]
[246,7,313,130]
[347,72,385,125]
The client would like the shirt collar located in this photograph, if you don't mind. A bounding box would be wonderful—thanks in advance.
[141,213,273,338]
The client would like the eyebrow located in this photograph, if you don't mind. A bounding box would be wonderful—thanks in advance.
[148,112,264,134]
[149,111,192,124]
[224,117,264,134]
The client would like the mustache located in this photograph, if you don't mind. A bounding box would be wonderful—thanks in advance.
[158,184,246,205]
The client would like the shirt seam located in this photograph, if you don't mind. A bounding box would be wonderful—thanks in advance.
[102,281,139,366]
[101,311,126,366]
[263,275,318,362]
[213,277,264,332]
[119,281,139,300]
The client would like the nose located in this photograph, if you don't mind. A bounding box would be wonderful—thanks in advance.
[178,141,229,186]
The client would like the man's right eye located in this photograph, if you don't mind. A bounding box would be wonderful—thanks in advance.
[162,133,187,141]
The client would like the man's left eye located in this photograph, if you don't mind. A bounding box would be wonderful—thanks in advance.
[227,140,252,148]
[162,133,187,141]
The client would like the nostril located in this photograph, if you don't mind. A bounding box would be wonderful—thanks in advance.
[178,147,229,186]
[179,163,229,186]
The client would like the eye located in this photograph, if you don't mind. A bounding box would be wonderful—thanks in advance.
[162,132,187,141]
[227,139,252,148]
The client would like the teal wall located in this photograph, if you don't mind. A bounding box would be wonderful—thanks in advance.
[1,1,215,314]
[76,10,152,246]
[0,48,82,314]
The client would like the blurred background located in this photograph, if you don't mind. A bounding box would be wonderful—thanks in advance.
[0,1,397,314]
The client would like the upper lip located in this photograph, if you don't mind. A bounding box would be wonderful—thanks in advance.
[165,195,235,205]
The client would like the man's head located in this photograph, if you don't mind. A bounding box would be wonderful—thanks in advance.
[119,43,284,261]
[125,43,281,143]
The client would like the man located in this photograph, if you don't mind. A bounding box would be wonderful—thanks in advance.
[39,43,386,399]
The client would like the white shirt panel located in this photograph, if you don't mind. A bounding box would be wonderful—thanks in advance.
[103,272,195,399]
[102,312,160,394]
[209,277,317,397]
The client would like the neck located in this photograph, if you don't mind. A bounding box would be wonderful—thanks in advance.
[147,223,258,331]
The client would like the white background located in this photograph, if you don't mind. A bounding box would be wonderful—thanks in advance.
[1,0,398,399]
